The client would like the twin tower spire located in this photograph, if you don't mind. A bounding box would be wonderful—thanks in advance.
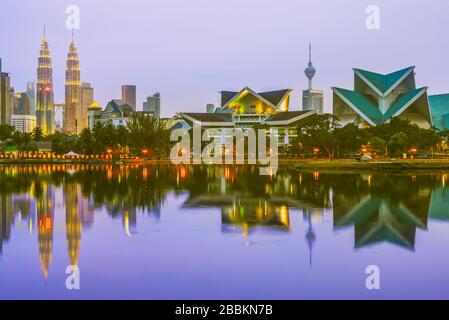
[36,26,82,135]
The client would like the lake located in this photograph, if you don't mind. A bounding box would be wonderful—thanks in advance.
[0,164,448,299]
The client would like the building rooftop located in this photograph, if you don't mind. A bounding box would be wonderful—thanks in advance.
[220,87,291,109]
[333,66,433,128]
[265,111,312,122]
[429,94,449,130]
[353,66,415,95]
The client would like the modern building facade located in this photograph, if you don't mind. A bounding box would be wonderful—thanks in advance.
[64,36,81,134]
[0,59,12,125]
[428,94,449,130]
[11,115,37,133]
[36,30,55,135]
[333,66,432,129]
[206,104,215,113]
[13,92,30,115]
[302,43,323,114]
[26,82,35,115]
[87,102,101,130]
[177,87,316,145]
[143,92,160,119]
[122,85,136,111]
[90,100,151,128]
[79,82,94,132]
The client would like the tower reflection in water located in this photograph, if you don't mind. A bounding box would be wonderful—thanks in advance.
[0,165,448,278]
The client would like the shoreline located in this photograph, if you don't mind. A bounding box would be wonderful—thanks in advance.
[1,158,449,171]
[293,159,449,172]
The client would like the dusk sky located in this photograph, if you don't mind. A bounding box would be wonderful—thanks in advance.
[1,0,448,117]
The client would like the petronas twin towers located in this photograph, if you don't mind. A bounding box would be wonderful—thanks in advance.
[36,29,54,135]
[64,35,81,134]
[36,28,85,135]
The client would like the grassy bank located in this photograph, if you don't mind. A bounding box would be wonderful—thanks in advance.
[294,159,449,172]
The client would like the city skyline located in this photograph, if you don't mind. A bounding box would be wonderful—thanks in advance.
[1,0,449,118]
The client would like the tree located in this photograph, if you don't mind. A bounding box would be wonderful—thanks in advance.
[91,122,118,154]
[296,114,341,160]
[11,131,23,148]
[51,132,75,154]
[11,131,34,152]
[412,128,439,156]
[389,132,408,156]
[31,127,44,143]
[127,114,170,157]
[116,125,130,154]
[77,128,94,154]
[370,136,387,157]
[334,123,367,158]
[0,124,14,142]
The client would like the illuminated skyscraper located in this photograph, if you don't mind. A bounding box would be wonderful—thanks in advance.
[13,92,30,115]
[36,28,55,134]
[26,82,35,115]
[64,33,81,134]
[0,59,12,125]
[143,92,160,119]
[122,85,136,111]
[79,82,94,132]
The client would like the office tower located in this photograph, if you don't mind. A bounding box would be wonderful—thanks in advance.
[26,82,35,115]
[13,92,30,115]
[142,92,160,119]
[9,87,15,117]
[79,82,94,132]
[206,104,215,113]
[11,115,36,133]
[121,85,136,110]
[302,43,323,114]
[36,28,55,135]
[64,34,81,134]
[0,59,12,125]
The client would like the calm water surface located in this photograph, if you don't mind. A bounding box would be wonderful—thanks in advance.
[0,164,449,299]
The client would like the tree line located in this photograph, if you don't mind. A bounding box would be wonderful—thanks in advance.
[1,113,449,160]
[0,114,172,158]
[289,114,448,159]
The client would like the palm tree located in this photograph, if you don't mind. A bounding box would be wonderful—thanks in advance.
[31,127,44,143]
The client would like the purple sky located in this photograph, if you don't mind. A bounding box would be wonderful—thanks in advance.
[1,0,449,117]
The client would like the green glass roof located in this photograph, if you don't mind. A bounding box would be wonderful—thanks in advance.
[429,94,449,130]
[383,87,426,120]
[334,87,426,125]
[334,87,383,125]
[429,188,449,221]
[355,223,415,249]
[354,66,414,94]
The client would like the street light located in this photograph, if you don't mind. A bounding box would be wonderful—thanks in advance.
[410,147,418,159]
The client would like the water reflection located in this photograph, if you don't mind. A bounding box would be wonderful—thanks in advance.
[0,165,448,279]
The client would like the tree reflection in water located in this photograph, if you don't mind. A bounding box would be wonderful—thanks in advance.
[0,165,448,277]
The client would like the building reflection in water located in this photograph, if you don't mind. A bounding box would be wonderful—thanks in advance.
[332,174,434,250]
[36,182,54,279]
[0,165,448,277]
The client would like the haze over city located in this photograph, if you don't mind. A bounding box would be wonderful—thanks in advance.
[1,0,449,117]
